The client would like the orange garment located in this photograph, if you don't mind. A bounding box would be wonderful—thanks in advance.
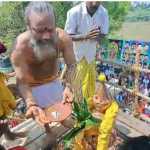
[28,75,58,87]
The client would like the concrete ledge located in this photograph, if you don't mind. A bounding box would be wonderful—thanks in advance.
[0,118,72,150]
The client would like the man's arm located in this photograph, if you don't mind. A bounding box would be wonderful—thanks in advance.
[11,46,36,108]
[65,10,97,41]
[60,31,76,85]
[59,29,81,92]
[68,34,88,41]
[66,26,106,42]
[65,9,86,41]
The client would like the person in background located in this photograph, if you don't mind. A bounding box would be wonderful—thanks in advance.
[65,1,109,109]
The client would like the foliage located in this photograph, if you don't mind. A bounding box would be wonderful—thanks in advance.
[63,98,99,149]
[126,7,150,22]
[0,2,71,51]
[0,1,130,51]
[103,2,130,33]
[0,2,27,51]
[51,2,72,28]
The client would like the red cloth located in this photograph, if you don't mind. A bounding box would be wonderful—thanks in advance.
[8,146,27,150]
[8,119,19,128]
[0,42,6,54]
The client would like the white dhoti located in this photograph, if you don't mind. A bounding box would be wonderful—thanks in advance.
[32,80,63,108]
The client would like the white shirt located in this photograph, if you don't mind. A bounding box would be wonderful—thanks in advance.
[65,2,109,63]
[144,88,149,96]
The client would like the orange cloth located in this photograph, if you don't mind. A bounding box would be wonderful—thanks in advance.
[28,75,58,87]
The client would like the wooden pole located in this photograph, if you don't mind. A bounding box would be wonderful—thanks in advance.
[133,46,141,116]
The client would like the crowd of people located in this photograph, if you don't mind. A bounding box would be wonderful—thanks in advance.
[96,62,150,122]
[96,63,150,97]
[98,40,150,69]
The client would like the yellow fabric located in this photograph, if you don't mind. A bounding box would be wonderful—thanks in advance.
[0,72,16,117]
[73,102,118,150]
[75,58,96,107]
[97,101,119,150]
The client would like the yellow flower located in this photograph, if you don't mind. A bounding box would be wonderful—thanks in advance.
[98,73,106,83]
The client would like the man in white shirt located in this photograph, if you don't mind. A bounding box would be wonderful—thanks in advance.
[65,1,109,108]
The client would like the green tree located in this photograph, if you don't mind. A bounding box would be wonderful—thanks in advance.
[52,2,72,28]
[103,1,130,33]
[0,2,28,50]
[0,2,71,51]
[0,1,130,51]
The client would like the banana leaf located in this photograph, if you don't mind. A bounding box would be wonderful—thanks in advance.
[73,98,91,122]
[72,101,80,119]
[63,98,100,148]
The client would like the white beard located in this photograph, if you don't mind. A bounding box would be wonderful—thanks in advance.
[29,38,57,62]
